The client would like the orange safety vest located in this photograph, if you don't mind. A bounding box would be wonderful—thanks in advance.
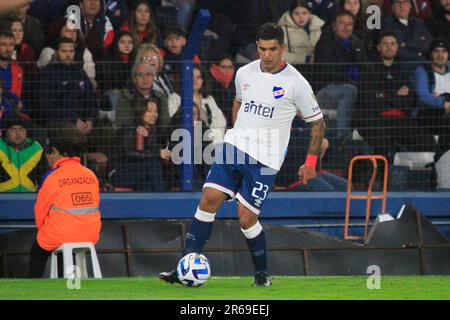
[34,157,101,251]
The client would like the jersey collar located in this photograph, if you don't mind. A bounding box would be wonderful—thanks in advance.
[259,60,288,75]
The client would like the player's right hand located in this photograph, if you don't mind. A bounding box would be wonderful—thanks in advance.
[298,165,316,185]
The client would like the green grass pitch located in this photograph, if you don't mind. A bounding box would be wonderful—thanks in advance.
[0,276,449,300]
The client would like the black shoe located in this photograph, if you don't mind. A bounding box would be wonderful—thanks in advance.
[253,272,272,287]
[159,270,181,284]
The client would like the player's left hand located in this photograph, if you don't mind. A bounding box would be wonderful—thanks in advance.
[298,165,316,185]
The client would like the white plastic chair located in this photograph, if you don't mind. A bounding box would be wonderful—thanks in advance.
[50,242,102,279]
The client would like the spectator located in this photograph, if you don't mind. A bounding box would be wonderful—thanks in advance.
[39,18,96,87]
[135,43,174,98]
[194,0,234,61]
[277,0,325,65]
[381,0,433,62]
[0,79,19,127]
[339,0,370,40]
[111,98,170,191]
[426,0,450,43]
[6,17,37,80]
[166,102,212,190]
[120,0,163,47]
[314,10,367,141]
[168,64,226,140]
[0,115,44,192]
[305,0,338,26]
[28,122,100,278]
[160,25,200,86]
[105,0,130,30]
[11,2,45,53]
[0,68,28,130]
[230,0,276,63]
[208,55,236,126]
[37,37,98,137]
[356,31,436,159]
[382,0,434,20]
[28,0,69,34]
[277,124,348,191]
[98,30,136,113]
[78,0,115,60]
[0,29,24,98]
[414,38,450,159]
[116,61,170,130]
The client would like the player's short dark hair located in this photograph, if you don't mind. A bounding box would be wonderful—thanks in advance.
[256,23,285,45]
[331,9,355,24]
[45,121,87,157]
[55,37,75,50]
[376,30,398,45]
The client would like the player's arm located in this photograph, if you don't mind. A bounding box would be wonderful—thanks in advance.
[298,118,325,185]
[231,98,242,125]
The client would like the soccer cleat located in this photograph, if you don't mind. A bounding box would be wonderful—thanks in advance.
[159,269,181,284]
[253,272,272,287]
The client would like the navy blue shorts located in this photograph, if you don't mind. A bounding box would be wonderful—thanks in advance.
[203,143,278,214]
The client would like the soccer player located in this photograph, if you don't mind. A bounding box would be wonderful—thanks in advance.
[159,23,325,287]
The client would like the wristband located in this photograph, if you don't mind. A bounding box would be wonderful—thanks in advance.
[304,154,318,168]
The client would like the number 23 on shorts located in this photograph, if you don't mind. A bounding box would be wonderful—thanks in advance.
[252,182,269,201]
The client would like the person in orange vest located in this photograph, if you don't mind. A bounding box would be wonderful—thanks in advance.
[28,122,101,278]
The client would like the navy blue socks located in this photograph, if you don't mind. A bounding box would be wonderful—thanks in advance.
[242,222,268,274]
[183,207,215,256]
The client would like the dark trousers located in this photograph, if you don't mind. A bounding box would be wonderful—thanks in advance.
[28,240,65,278]
[28,240,52,278]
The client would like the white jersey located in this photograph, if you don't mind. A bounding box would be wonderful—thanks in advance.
[223,60,323,170]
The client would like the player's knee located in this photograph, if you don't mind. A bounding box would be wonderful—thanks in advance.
[238,211,258,230]
[199,189,226,212]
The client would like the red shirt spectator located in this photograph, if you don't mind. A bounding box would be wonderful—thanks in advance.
[8,17,37,79]
[0,29,23,98]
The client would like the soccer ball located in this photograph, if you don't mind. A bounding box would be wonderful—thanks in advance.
[177,253,211,287]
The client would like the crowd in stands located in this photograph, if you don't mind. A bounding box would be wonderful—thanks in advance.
[0,0,449,192]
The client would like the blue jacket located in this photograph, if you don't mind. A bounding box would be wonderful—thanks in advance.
[37,61,98,124]
[382,15,432,62]
[414,63,450,109]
